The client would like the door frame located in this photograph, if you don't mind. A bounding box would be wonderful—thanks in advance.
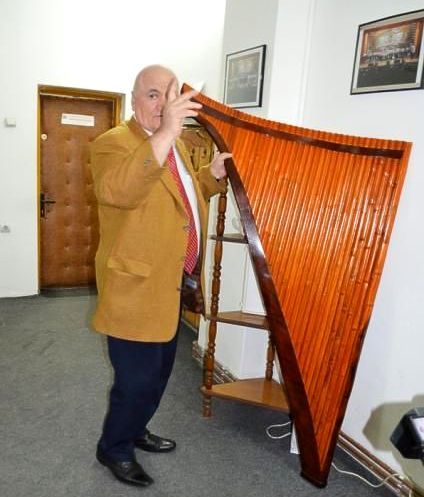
[37,85,125,291]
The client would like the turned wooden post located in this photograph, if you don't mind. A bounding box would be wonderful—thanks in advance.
[265,332,275,381]
[203,189,227,417]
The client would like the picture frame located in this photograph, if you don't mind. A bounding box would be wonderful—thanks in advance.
[223,45,266,108]
[351,9,424,94]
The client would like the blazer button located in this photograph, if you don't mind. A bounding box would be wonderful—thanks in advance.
[180,256,186,262]
[183,225,190,231]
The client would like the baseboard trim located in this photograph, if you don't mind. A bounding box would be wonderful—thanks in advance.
[191,339,236,383]
[338,432,421,497]
[181,317,199,334]
[192,340,422,496]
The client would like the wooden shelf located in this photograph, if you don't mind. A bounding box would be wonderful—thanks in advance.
[201,378,289,412]
[206,311,269,330]
[210,233,247,244]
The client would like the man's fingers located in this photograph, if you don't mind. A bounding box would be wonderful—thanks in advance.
[165,86,202,113]
[173,99,202,113]
[181,88,199,99]
[160,83,202,139]
[214,152,232,162]
[176,88,200,105]
[166,78,179,102]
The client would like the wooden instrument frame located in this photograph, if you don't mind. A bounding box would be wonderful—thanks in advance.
[183,83,411,486]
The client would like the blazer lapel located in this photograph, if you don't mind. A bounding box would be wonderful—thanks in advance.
[128,117,187,215]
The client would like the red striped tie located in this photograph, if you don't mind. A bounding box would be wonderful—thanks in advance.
[167,147,198,274]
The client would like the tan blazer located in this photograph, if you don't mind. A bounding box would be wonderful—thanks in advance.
[90,117,225,342]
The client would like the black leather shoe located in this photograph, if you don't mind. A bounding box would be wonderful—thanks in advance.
[135,430,176,453]
[96,448,154,487]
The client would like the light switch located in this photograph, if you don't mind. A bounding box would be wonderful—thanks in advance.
[4,117,16,127]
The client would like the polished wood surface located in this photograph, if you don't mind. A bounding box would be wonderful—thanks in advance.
[206,311,269,329]
[183,83,411,487]
[210,233,247,243]
[201,378,289,411]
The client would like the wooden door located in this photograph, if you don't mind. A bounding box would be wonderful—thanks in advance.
[39,88,123,289]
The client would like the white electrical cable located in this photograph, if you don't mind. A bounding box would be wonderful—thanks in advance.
[266,421,292,440]
[266,423,414,496]
[332,462,412,496]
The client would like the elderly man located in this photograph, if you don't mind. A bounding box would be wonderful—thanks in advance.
[90,65,230,486]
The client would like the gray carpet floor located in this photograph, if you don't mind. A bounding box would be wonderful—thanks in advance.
[0,294,395,497]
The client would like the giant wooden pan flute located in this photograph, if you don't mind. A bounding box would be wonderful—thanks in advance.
[182,84,411,486]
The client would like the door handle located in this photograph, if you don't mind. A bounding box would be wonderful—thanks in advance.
[40,192,56,218]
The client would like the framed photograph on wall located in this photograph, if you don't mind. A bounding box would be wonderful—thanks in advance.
[223,45,266,108]
[351,9,424,94]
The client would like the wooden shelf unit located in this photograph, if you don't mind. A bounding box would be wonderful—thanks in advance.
[202,191,289,417]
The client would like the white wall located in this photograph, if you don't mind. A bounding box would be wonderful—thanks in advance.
[268,0,317,124]
[201,0,424,490]
[0,0,227,296]
[221,0,278,117]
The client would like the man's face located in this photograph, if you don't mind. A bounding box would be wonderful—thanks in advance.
[131,68,175,133]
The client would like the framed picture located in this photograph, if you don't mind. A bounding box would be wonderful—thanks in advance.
[351,9,424,94]
[223,45,266,108]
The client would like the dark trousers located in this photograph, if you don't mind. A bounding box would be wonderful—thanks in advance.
[98,330,179,461]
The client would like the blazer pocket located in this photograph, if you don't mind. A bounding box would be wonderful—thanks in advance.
[107,255,151,277]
